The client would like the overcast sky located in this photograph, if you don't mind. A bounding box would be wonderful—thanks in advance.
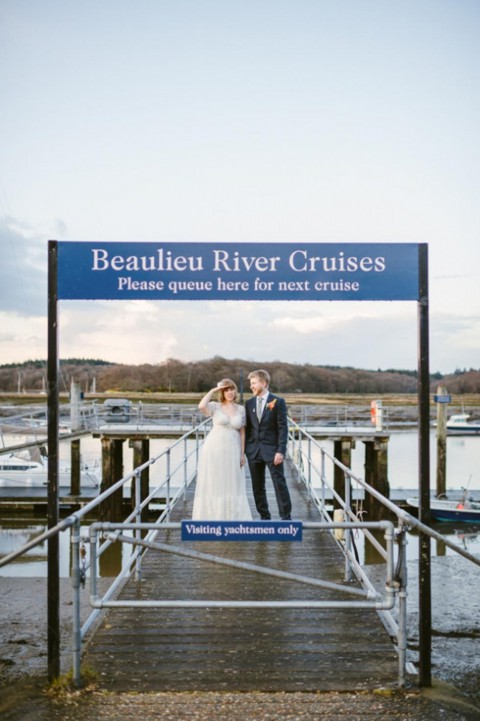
[1,1,479,373]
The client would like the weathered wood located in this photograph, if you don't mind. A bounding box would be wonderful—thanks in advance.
[84,468,399,692]
[70,438,81,496]
[333,438,354,511]
[129,438,150,520]
[436,384,448,497]
[363,438,390,520]
[100,438,125,521]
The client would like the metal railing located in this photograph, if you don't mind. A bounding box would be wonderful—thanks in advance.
[287,421,480,685]
[1,401,390,439]
[2,416,480,689]
[288,403,390,430]
[0,418,211,682]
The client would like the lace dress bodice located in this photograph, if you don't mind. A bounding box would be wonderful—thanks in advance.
[208,402,245,431]
[192,402,251,520]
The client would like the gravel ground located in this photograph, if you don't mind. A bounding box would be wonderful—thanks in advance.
[2,685,480,721]
[1,555,479,721]
[0,577,110,682]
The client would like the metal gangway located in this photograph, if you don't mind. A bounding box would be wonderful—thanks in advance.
[1,418,479,691]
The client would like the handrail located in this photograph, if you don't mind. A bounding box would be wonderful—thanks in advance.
[3,414,477,688]
[0,418,210,570]
[288,422,480,568]
[0,416,210,684]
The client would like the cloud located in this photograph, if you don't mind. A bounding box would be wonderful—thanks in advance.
[0,311,47,360]
[59,301,179,364]
[273,315,345,334]
[0,221,478,374]
[0,217,50,315]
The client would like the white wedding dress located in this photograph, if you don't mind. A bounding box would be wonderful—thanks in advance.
[192,402,252,520]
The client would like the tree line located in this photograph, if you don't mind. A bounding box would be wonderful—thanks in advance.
[1,357,479,394]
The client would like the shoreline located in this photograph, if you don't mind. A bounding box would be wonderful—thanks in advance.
[0,577,110,685]
[1,556,479,701]
[2,391,480,407]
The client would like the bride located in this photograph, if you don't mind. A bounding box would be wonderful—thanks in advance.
[192,378,252,520]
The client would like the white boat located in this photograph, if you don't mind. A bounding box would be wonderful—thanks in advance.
[0,451,100,488]
[406,496,480,523]
[446,414,480,435]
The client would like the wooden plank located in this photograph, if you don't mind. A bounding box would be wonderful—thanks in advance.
[84,468,399,691]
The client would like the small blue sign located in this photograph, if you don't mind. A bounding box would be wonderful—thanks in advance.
[434,395,451,403]
[56,241,421,302]
[181,520,303,541]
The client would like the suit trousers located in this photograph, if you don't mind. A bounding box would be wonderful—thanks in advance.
[248,456,292,520]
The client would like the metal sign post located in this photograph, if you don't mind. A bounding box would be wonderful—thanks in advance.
[47,240,60,681]
[47,240,431,685]
[417,243,431,687]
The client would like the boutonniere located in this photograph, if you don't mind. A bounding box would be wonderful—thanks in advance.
[267,399,277,411]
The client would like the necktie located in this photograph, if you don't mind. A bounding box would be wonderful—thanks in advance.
[257,396,263,419]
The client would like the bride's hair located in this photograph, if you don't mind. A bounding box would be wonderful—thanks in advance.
[218,378,238,403]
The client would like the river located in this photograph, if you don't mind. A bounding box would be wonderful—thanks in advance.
[1,430,479,575]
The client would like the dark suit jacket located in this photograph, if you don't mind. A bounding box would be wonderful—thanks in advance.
[245,393,288,463]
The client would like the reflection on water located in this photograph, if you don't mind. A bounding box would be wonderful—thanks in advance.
[0,520,133,577]
[315,431,480,494]
[3,516,478,575]
[1,430,479,574]
[0,432,189,577]
[358,521,480,566]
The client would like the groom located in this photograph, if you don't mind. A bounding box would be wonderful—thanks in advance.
[244,369,292,520]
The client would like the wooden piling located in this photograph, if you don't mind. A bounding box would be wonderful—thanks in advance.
[435,385,448,497]
[130,438,150,520]
[70,438,81,496]
[333,438,354,510]
[100,438,125,521]
[363,437,390,520]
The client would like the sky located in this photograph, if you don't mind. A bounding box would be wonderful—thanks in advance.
[0,0,479,374]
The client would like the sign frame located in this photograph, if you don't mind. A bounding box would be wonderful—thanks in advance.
[46,240,431,686]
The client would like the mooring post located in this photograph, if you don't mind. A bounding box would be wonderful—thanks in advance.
[435,384,448,497]
[363,438,390,520]
[130,438,150,520]
[100,437,125,520]
[70,378,81,431]
[70,438,81,496]
[333,438,353,510]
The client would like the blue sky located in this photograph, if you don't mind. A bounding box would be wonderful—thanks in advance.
[0,1,479,372]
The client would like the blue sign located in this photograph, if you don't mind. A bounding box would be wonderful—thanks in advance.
[56,242,421,301]
[181,520,303,542]
[433,395,451,403]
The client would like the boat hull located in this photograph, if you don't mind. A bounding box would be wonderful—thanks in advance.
[429,505,480,522]
[0,453,100,488]
[0,473,99,488]
[446,414,480,435]
[406,497,480,523]
[446,426,480,436]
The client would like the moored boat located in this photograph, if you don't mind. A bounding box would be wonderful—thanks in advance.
[0,452,100,488]
[406,496,480,522]
[446,414,480,435]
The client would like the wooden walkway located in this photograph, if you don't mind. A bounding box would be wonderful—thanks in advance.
[83,466,399,692]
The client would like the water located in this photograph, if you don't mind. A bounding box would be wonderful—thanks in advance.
[311,430,479,495]
[1,431,479,575]
[0,432,193,577]
[309,431,480,564]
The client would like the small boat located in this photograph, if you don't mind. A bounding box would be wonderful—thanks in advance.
[0,451,100,488]
[446,413,480,435]
[406,496,480,522]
